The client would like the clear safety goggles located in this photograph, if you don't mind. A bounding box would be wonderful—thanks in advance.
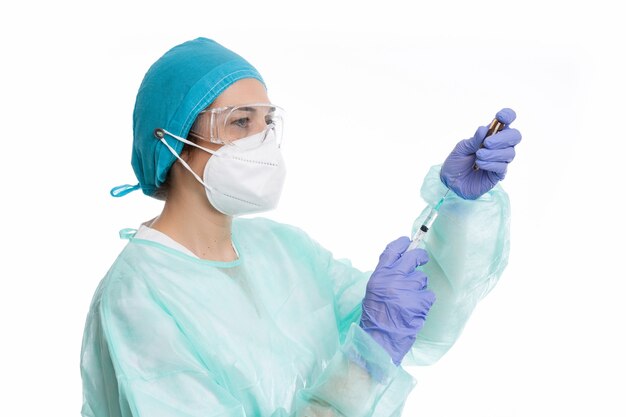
[189,103,285,148]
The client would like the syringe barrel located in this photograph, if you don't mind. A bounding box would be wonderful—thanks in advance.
[407,230,426,252]
[420,207,440,231]
[407,208,440,252]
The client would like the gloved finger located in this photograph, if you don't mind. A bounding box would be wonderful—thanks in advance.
[405,271,428,290]
[393,248,429,275]
[389,278,426,297]
[419,289,437,307]
[476,147,515,163]
[378,237,411,268]
[483,128,521,150]
[407,290,437,319]
[475,160,508,175]
[495,108,516,125]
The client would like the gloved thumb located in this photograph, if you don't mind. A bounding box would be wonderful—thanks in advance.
[465,125,489,153]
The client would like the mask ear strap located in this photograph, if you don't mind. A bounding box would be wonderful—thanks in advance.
[155,128,211,188]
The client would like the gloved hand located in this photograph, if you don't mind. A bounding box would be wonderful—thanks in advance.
[359,237,436,366]
[440,108,522,200]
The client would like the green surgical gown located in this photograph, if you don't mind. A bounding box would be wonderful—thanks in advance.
[80,166,511,417]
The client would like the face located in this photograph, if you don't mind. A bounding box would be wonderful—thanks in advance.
[183,78,271,167]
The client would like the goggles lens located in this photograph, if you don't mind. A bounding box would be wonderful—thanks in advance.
[190,103,284,148]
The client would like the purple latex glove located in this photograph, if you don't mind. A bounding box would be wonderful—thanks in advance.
[359,237,436,366]
[441,108,522,200]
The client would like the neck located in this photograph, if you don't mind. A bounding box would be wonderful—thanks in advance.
[150,184,237,262]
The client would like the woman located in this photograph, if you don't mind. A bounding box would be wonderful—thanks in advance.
[80,37,521,417]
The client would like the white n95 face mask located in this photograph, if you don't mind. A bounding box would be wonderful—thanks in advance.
[156,126,286,216]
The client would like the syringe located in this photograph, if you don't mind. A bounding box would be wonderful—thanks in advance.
[406,189,449,252]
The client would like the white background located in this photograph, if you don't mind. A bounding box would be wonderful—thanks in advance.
[1,1,624,416]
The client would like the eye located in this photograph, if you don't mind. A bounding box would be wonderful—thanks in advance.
[231,117,250,128]
[265,113,277,125]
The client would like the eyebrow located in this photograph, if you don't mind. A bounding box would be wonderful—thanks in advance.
[236,106,276,113]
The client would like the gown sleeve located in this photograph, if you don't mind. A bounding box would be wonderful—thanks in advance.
[294,236,417,417]
[403,165,511,365]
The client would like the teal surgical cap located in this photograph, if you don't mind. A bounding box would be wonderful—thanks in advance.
[112,37,266,198]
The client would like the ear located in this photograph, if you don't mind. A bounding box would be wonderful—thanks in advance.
[179,144,193,163]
